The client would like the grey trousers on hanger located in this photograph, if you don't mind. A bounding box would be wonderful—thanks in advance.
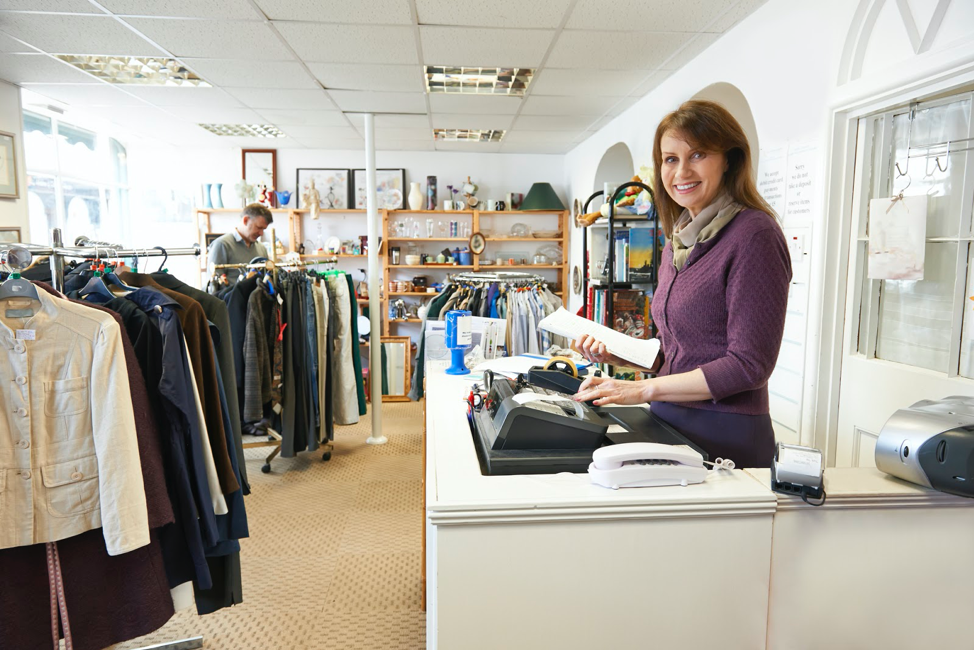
[327,276,359,425]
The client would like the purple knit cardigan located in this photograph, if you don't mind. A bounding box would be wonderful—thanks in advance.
[652,208,792,415]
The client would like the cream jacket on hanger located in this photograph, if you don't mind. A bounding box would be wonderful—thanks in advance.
[0,288,150,556]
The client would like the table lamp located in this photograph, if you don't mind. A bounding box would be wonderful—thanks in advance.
[520,183,566,211]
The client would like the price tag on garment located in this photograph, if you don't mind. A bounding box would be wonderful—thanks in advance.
[277,294,283,306]
[15,329,36,340]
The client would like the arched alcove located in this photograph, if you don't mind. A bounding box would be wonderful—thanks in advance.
[592,142,635,193]
[689,82,760,178]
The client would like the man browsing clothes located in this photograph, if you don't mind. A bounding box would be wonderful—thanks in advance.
[207,203,272,283]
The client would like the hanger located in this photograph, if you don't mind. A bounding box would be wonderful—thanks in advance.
[0,246,40,303]
[78,256,115,303]
[102,248,137,292]
[152,246,169,273]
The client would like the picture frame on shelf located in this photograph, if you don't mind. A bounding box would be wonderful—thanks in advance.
[296,168,350,210]
[352,168,405,210]
[0,226,21,243]
[0,131,19,198]
[242,149,276,197]
[204,232,224,253]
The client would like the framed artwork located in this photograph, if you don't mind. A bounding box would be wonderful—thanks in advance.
[242,149,276,197]
[0,226,21,243]
[204,232,224,251]
[352,168,406,210]
[0,131,19,198]
[296,168,350,210]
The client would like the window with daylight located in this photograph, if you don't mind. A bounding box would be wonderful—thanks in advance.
[23,110,129,246]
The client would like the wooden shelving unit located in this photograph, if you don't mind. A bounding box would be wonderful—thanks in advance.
[381,208,570,335]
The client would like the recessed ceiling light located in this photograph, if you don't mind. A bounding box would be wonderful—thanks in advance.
[55,55,210,87]
[425,66,533,96]
[433,129,505,142]
[198,124,286,138]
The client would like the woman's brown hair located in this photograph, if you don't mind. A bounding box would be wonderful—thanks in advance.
[652,100,776,237]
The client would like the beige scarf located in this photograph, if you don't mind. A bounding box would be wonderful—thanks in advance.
[672,193,742,270]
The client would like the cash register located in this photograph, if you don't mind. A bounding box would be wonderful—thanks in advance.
[469,358,706,475]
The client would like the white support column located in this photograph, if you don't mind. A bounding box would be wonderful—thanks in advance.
[364,113,387,445]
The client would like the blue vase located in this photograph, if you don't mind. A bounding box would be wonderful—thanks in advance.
[275,190,292,207]
[212,183,224,208]
[202,183,213,208]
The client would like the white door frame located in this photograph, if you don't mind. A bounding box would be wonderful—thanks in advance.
[811,60,974,465]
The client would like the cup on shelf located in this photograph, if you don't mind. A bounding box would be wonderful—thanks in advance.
[405,254,421,265]
[391,246,400,265]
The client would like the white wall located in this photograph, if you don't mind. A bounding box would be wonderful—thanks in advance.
[563,0,974,446]
[0,82,29,240]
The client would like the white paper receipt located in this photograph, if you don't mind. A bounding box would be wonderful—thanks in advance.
[538,308,660,369]
[15,329,36,341]
[456,315,473,345]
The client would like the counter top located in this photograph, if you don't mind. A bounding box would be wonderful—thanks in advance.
[425,364,777,525]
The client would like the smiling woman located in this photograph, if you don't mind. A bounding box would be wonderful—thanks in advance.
[574,99,792,468]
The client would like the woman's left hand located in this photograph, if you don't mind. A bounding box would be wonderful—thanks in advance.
[574,375,652,406]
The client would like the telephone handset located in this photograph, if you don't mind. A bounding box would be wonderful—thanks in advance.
[588,442,708,489]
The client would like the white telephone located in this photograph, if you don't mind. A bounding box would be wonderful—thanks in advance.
[588,442,708,489]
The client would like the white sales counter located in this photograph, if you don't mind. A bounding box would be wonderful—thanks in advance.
[423,365,974,649]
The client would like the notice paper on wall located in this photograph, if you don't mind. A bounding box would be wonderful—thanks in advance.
[868,195,927,281]
[538,308,661,370]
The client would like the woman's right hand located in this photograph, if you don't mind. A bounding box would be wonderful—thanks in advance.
[573,334,626,367]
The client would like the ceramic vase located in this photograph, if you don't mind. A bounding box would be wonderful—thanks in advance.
[202,184,213,208]
[275,190,292,207]
[211,183,224,208]
[426,176,437,210]
[408,182,424,210]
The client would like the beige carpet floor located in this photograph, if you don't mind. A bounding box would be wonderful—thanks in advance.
[117,401,426,650]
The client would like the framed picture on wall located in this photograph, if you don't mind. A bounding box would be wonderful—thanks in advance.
[0,131,19,198]
[352,168,406,209]
[204,232,224,252]
[296,168,350,210]
[0,226,21,243]
[242,149,276,199]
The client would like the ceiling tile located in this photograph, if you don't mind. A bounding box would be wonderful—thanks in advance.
[99,0,263,19]
[0,53,102,83]
[19,83,145,106]
[367,127,432,141]
[420,26,553,68]
[300,137,366,150]
[308,63,423,93]
[0,34,34,53]
[430,113,513,130]
[123,17,293,59]
[498,141,574,154]
[377,141,435,151]
[415,0,573,28]
[709,0,771,32]
[224,135,306,148]
[630,70,672,96]
[254,0,413,23]
[434,141,502,153]
[122,85,243,107]
[530,68,646,97]
[327,90,426,113]
[566,0,738,32]
[275,23,417,64]
[606,96,638,116]
[503,130,582,144]
[520,94,608,116]
[0,14,165,56]
[1,0,104,12]
[278,125,359,139]
[345,113,429,129]
[658,33,721,70]
[182,58,318,89]
[428,93,520,115]
[225,87,334,110]
[546,31,690,70]
[512,114,595,131]
[257,108,348,126]
[163,106,266,123]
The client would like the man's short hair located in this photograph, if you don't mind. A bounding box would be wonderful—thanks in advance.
[242,203,273,224]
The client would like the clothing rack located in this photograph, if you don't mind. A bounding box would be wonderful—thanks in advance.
[0,230,205,650]
[450,271,545,286]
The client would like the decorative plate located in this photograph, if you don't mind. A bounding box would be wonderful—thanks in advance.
[324,235,341,254]
[572,266,582,295]
[469,231,486,255]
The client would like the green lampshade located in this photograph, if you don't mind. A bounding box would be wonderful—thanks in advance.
[519,182,565,211]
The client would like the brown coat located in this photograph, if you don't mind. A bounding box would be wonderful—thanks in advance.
[120,272,239,495]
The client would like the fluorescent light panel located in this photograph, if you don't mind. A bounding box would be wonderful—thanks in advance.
[55,55,210,87]
[425,66,533,96]
[433,128,505,142]
[198,123,285,137]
